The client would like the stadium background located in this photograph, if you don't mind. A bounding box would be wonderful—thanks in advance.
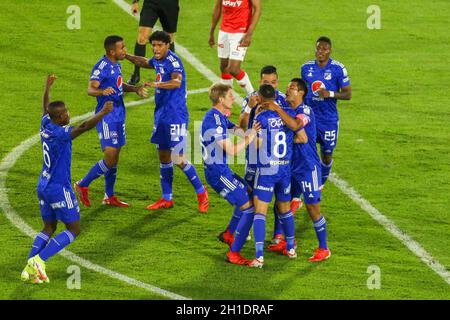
[0,0,449,299]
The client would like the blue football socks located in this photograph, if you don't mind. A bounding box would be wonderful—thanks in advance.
[253,213,266,259]
[38,230,76,261]
[28,232,50,259]
[182,161,204,194]
[231,205,254,252]
[160,162,174,201]
[278,210,296,250]
[313,216,328,249]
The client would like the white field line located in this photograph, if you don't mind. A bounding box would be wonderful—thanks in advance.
[329,173,450,285]
[113,0,450,287]
[0,88,212,300]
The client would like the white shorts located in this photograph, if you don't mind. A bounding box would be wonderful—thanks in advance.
[217,30,248,61]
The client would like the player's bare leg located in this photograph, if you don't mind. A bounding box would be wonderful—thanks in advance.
[128,26,153,85]
[102,147,129,207]
[220,58,234,87]
[226,59,254,94]
[306,203,330,262]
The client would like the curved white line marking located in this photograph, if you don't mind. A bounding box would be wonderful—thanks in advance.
[0,88,210,300]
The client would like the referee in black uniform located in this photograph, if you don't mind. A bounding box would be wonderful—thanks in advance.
[128,0,180,85]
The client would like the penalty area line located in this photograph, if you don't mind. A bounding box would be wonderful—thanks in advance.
[0,87,210,300]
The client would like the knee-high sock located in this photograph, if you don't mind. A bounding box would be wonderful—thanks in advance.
[253,213,266,259]
[181,161,204,194]
[38,230,76,261]
[160,162,173,201]
[231,206,254,252]
[313,216,328,249]
[79,160,109,187]
[104,166,117,198]
[235,70,254,94]
[228,206,242,234]
[273,206,283,237]
[28,232,50,259]
[321,159,333,185]
[134,42,146,76]
[221,73,234,87]
[278,210,296,250]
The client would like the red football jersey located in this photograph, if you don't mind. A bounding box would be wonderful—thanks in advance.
[220,0,252,33]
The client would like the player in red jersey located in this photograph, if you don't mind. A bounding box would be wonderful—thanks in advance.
[209,0,262,94]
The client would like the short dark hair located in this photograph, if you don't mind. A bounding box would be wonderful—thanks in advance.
[258,84,276,100]
[47,101,66,119]
[290,78,308,99]
[260,65,277,78]
[316,36,332,47]
[149,31,171,44]
[104,35,123,52]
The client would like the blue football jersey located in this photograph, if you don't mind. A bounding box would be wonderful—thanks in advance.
[241,90,289,168]
[301,58,350,122]
[254,109,294,169]
[201,108,236,180]
[37,115,74,191]
[291,104,321,173]
[90,56,125,123]
[149,50,189,126]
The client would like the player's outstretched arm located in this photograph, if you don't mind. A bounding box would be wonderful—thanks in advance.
[123,83,148,98]
[261,101,306,132]
[318,85,352,100]
[42,74,57,115]
[209,0,222,47]
[70,101,113,140]
[125,53,154,69]
[145,72,182,90]
[294,129,308,144]
[217,121,261,155]
[238,95,259,129]
[87,80,116,97]
[239,0,262,47]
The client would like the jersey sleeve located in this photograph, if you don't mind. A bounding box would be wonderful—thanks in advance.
[206,116,228,142]
[171,58,184,75]
[337,64,351,89]
[55,125,74,142]
[295,107,311,132]
[90,64,106,83]
[300,65,307,81]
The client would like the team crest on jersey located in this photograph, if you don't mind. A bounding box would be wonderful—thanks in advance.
[117,75,123,90]
[311,80,326,96]
[324,72,332,80]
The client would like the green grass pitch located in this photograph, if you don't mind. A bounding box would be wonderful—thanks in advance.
[0,0,449,299]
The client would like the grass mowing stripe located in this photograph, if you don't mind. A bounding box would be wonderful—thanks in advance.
[113,0,450,287]
[0,88,213,300]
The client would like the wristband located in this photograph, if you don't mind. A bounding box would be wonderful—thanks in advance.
[329,91,335,98]
[244,106,252,114]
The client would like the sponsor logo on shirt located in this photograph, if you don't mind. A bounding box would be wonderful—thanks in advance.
[223,0,243,7]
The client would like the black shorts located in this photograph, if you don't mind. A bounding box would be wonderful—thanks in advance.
[139,0,179,33]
